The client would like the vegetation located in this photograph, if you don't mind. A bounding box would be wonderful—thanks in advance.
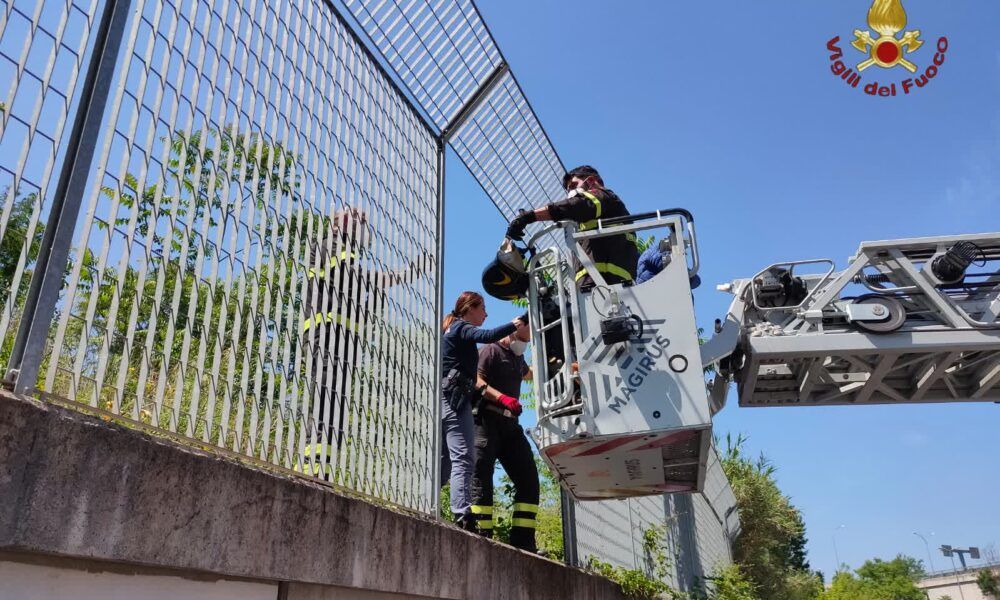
[720,434,823,600]
[0,125,403,479]
[586,555,675,600]
[819,555,925,600]
[698,565,759,600]
[585,555,760,600]
[584,525,676,600]
[441,455,565,559]
[979,568,1000,599]
[584,522,765,600]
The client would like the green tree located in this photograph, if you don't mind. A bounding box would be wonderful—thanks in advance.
[785,512,812,572]
[720,434,822,600]
[820,555,925,600]
[0,125,324,466]
[77,126,305,438]
[978,568,1000,599]
[701,565,759,600]
[0,187,46,367]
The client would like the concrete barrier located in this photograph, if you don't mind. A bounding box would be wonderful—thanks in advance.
[0,392,629,599]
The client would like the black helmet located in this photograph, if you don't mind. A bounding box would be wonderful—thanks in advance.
[562,165,602,190]
[482,239,529,301]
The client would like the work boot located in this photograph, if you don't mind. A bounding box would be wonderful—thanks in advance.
[453,511,477,532]
[509,530,537,553]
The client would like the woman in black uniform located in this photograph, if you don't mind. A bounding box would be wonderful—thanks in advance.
[440,291,526,528]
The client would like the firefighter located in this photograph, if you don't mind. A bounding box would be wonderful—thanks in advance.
[470,324,540,552]
[300,207,429,478]
[505,165,639,289]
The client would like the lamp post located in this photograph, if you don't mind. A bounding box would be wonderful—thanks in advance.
[833,524,846,575]
[913,531,936,573]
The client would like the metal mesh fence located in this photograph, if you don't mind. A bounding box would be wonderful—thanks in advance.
[4,0,737,566]
[342,0,501,130]
[1,0,442,513]
[448,70,565,221]
[574,447,738,590]
[0,0,102,392]
[342,0,565,222]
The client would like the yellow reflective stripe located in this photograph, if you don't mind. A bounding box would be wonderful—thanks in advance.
[307,251,359,279]
[580,190,602,218]
[512,503,539,514]
[295,444,335,475]
[470,505,494,515]
[511,518,537,529]
[576,191,602,232]
[475,520,495,530]
[302,312,359,333]
[575,262,635,282]
[295,462,333,476]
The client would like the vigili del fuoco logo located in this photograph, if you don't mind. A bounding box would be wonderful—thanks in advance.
[827,0,949,97]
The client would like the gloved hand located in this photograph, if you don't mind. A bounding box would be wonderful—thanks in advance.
[497,394,523,416]
[505,209,537,241]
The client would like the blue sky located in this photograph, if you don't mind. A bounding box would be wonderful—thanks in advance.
[442,0,1000,578]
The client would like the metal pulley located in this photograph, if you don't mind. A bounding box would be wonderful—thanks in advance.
[850,294,907,333]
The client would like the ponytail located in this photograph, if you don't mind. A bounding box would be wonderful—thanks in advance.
[442,291,484,332]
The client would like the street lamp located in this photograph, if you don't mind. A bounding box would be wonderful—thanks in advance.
[913,531,936,573]
[833,524,846,575]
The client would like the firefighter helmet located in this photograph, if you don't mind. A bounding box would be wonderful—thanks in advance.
[482,238,529,301]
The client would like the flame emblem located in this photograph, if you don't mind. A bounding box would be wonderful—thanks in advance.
[851,0,923,72]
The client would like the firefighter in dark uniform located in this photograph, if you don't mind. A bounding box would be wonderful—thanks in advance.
[505,165,639,288]
[470,325,540,551]
[300,207,428,477]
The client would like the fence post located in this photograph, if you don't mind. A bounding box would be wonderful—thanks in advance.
[432,59,510,519]
[561,489,579,566]
[6,0,133,394]
[431,138,446,517]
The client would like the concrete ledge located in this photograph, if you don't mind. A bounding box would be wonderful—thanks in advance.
[0,393,627,599]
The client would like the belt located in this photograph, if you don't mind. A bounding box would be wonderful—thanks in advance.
[479,401,517,419]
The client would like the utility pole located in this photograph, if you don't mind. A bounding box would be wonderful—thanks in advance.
[832,524,846,575]
[913,531,936,572]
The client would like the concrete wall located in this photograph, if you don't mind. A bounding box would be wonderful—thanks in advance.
[0,393,630,600]
[1,554,279,600]
[919,568,999,600]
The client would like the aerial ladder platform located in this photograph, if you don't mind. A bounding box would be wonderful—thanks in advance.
[703,233,1000,408]
[518,214,1000,501]
[524,210,710,500]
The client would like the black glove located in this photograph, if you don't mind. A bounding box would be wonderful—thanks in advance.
[505,209,537,241]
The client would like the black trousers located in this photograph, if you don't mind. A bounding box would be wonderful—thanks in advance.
[471,409,540,551]
[302,324,358,477]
